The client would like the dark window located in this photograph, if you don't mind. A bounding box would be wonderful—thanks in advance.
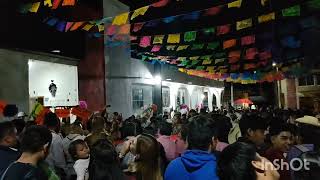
[132,88,143,110]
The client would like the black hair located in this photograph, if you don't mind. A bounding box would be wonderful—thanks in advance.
[120,122,142,139]
[187,115,217,151]
[218,142,257,180]
[268,123,293,137]
[212,114,232,143]
[44,112,60,128]
[69,139,87,161]
[0,121,16,141]
[12,119,26,135]
[3,104,18,117]
[20,125,52,153]
[89,139,124,180]
[239,114,268,137]
[159,122,172,136]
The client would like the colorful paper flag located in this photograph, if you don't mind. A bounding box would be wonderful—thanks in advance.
[167,34,180,43]
[231,64,240,71]
[29,2,40,13]
[282,5,300,17]
[203,27,215,34]
[236,18,252,30]
[52,0,62,9]
[118,24,130,34]
[228,51,241,63]
[62,0,75,6]
[133,23,144,32]
[190,56,200,60]
[56,21,66,32]
[70,22,84,31]
[228,0,242,8]
[217,25,230,35]
[207,42,220,50]
[259,51,272,60]
[166,45,177,50]
[131,6,149,20]
[112,12,129,25]
[306,0,320,10]
[244,64,256,70]
[204,6,221,16]
[202,59,213,65]
[177,45,189,51]
[191,60,200,65]
[44,0,53,7]
[153,35,165,44]
[65,22,74,31]
[184,31,197,42]
[215,58,225,64]
[163,17,176,23]
[47,18,59,26]
[152,0,169,7]
[245,48,258,60]
[182,11,200,20]
[192,44,205,50]
[223,39,237,49]
[106,25,116,35]
[151,45,162,52]
[140,36,151,47]
[214,52,227,58]
[206,66,215,73]
[82,24,94,31]
[97,25,105,32]
[241,35,255,45]
[258,12,275,23]
[145,21,158,27]
[196,66,206,70]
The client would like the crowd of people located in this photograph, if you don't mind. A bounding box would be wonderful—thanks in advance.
[0,103,320,180]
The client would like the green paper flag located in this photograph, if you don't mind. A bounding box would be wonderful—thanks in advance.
[214,52,227,58]
[207,42,219,50]
[196,66,206,70]
[142,55,148,61]
[184,31,197,42]
[307,0,320,10]
[191,44,205,50]
[282,5,300,17]
[201,55,212,60]
[191,60,200,65]
[203,27,215,34]
[181,60,189,66]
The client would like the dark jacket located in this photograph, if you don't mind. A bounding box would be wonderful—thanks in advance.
[164,150,219,180]
[0,145,20,174]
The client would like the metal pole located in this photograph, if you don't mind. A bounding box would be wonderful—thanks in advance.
[231,83,234,107]
[276,67,281,108]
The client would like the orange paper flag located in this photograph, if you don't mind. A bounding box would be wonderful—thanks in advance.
[118,24,130,34]
[223,39,237,49]
[70,22,84,31]
[52,0,62,9]
[62,0,76,6]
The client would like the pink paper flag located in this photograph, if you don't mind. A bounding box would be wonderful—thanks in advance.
[151,45,162,52]
[106,25,117,35]
[241,35,255,45]
[245,48,258,60]
[130,36,137,41]
[152,0,169,7]
[65,22,74,32]
[133,23,144,32]
[140,36,151,47]
[217,25,230,35]
[259,51,272,60]
[52,0,62,9]
[204,6,221,16]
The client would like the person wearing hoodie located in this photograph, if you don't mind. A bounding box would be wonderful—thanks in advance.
[164,115,219,180]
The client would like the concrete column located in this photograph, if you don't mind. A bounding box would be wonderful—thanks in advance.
[207,89,213,112]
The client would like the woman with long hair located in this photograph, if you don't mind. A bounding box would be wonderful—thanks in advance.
[88,139,124,180]
[120,133,163,180]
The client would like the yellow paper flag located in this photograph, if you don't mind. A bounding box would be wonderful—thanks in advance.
[98,25,105,32]
[206,66,215,73]
[82,24,94,31]
[228,0,242,8]
[258,12,275,23]
[202,59,212,65]
[167,34,180,43]
[153,35,165,44]
[131,6,149,20]
[190,56,200,60]
[177,45,189,51]
[29,2,41,13]
[112,12,129,25]
[44,0,53,7]
[236,18,252,30]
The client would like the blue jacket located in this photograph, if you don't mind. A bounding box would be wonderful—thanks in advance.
[165,150,219,180]
[0,145,20,175]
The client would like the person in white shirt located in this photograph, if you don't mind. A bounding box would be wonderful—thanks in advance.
[68,139,90,180]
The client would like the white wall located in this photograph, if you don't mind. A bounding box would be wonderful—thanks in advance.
[28,60,79,107]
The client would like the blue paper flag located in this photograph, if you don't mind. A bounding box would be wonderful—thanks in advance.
[56,21,66,32]
[281,36,301,48]
[47,18,59,26]
[163,16,176,23]
[182,11,200,20]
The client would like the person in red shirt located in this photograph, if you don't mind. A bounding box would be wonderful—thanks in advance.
[265,123,293,180]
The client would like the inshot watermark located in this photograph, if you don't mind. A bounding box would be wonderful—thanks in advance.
[262,158,310,171]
